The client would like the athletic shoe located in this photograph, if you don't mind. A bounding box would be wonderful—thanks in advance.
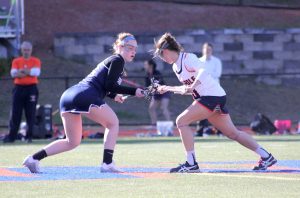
[23,155,40,173]
[100,161,123,173]
[2,135,15,143]
[170,161,200,173]
[253,153,277,171]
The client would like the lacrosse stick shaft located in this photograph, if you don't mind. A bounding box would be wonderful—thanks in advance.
[162,86,192,95]
[121,95,134,100]
[164,86,185,94]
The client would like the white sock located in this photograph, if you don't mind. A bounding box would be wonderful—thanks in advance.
[255,147,269,158]
[186,150,196,165]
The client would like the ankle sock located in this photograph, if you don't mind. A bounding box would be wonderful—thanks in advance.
[255,147,269,158]
[186,150,196,165]
[32,149,48,161]
[103,149,114,164]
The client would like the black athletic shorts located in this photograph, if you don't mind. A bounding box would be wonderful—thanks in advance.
[60,84,105,113]
[195,96,229,114]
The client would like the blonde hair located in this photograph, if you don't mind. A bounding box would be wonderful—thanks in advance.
[112,32,135,54]
[154,32,183,57]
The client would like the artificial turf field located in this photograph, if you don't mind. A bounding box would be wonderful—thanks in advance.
[1,135,300,198]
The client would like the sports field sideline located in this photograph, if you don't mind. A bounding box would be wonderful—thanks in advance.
[1,135,300,198]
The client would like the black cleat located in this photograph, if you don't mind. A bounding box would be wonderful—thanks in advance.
[170,161,200,173]
[2,135,15,143]
[253,153,277,171]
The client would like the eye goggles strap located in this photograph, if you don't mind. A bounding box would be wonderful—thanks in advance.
[120,35,136,46]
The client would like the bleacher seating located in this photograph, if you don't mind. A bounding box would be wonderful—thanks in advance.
[0,0,24,57]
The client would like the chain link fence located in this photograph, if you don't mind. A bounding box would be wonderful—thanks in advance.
[127,0,300,9]
[1,73,300,129]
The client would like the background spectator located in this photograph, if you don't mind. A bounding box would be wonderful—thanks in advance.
[196,42,222,137]
[3,41,41,143]
[144,59,171,125]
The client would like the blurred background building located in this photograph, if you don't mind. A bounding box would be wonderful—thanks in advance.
[0,0,300,132]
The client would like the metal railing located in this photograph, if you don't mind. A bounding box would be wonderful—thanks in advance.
[1,71,300,90]
[140,0,300,9]
[0,0,24,48]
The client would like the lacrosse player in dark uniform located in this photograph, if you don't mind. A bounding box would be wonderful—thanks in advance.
[23,33,144,173]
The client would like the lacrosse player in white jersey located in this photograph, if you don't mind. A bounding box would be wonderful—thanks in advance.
[154,32,277,173]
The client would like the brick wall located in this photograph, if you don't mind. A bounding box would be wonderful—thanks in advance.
[54,28,300,85]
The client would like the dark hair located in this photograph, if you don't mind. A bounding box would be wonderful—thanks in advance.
[154,32,183,57]
[203,42,213,48]
[146,59,157,71]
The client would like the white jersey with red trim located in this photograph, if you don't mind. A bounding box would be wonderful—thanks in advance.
[172,52,226,97]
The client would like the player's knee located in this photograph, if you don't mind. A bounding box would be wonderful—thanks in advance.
[67,138,81,149]
[106,118,119,129]
[106,122,119,130]
[176,116,189,129]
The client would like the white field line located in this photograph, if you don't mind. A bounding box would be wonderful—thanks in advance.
[198,173,300,181]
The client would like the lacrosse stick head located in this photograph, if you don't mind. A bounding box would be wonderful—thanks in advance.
[143,77,160,101]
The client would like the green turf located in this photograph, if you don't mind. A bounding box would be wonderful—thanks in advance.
[1,135,300,198]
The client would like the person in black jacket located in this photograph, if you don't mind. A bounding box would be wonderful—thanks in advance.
[23,32,144,173]
[144,59,171,125]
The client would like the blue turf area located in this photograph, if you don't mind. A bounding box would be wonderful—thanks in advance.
[1,160,300,182]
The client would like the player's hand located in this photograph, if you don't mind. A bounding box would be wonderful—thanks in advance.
[23,68,31,75]
[157,85,168,94]
[135,88,145,98]
[172,85,190,95]
[114,94,125,103]
[184,86,193,94]
[17,69,27,78]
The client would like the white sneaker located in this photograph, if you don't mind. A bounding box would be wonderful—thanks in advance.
[23,155,40,173]
[100,161,123,173]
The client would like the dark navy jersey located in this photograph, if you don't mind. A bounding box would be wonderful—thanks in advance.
[79,54,136,98]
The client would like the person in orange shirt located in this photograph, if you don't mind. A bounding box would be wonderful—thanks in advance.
[3,41,41,143]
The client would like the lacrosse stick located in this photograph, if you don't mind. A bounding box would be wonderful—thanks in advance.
[161,85,192,95]
[121,95,133,100]
[143,77,160,100]
[122,77,160,101]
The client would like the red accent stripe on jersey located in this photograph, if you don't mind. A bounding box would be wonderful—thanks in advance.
[184,64,195,73]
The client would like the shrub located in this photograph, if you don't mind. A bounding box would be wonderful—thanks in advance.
[0,58,12,77]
